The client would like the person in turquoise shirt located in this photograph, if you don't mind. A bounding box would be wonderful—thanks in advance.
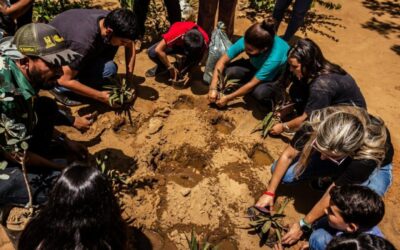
[208,19,289,109]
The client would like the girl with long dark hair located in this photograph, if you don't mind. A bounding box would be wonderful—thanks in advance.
[269,38,366,135]
[208,19,290,109]
[18,165,127,250]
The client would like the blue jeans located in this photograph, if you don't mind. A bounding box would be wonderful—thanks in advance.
[308,217,383,250]
[273,0,313,41]
[0,163,60,206]
[271,154,393,196]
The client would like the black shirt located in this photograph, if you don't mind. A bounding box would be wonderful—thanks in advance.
[290,120,394,186]
[289,73,367,115]
[50,9,117,71]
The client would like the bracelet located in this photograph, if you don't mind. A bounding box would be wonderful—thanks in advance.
[299,218,312,229]
[263,191,275,197]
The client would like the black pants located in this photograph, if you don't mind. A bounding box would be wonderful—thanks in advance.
[225,59,281,109]
[147,42,202,74]
[134,0,181,37]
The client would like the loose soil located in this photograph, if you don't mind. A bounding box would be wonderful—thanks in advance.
[3,0,398,249]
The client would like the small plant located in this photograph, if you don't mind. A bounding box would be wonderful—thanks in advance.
[0,113,33,213]
[33,0,92,23]
[95,154,131,193]
[252,111,281,138]
[246,198,291,246]
[186,229,217,250]
[103,77,136,125]
[216,69,240,96]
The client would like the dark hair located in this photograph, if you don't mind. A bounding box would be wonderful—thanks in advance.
[183,28,204,56]
[327,233,396,250]
[19,165,127,250]
[104,8,138,40]
[244,18,275,50]
[288,38,346,80]
[330,185,384,229]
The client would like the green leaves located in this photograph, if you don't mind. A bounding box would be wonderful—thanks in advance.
[186,229,217,250]
[216,69,240,94]
[252,111,281,138]
[246,198,292,245]
[106,78,136,107]
[33,0,92,23]
[0,161,8,170]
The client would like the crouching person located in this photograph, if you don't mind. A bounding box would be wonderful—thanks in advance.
[309,185,385,250]
[145,21,209,83]
[0,23,88,207]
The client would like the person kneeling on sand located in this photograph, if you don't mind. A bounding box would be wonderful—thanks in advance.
[255,105,393,247]
[49,8,138,106]
[0,23,88,209]
[18,165,127,250]
[208,18,289,110]
[268,38,367,136]
[145,21,209,84]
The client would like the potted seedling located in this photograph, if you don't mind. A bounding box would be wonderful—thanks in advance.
[103,77,136,126]
[246,198,291,247]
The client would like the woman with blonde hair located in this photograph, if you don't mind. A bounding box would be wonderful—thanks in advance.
[255,105,393,246]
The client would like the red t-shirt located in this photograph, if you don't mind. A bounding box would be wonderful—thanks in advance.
[162,21,210,48]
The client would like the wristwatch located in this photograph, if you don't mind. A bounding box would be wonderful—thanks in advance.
[299,218,312,233]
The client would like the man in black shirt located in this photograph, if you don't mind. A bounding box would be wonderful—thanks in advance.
[50,8,137,106]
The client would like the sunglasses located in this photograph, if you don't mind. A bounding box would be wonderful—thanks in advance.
[312,139,347,165]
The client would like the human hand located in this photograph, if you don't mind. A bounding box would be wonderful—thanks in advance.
[168,66,179,81]
[255,194,275,212]
[270,123,284,135]
[73,112,98,130]
[281,222,303,245]
[208,89,218,103]
[273,243,284,250]
[300,242,309,250]
[100,91,110,104]
[216,95,229,107]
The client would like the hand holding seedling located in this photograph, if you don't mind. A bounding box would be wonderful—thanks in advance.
[216,94,229,107]
[208,89,218,103]
[269,123,284,135]
[168,65,179,81]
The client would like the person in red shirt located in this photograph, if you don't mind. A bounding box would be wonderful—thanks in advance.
[145,21,209,81]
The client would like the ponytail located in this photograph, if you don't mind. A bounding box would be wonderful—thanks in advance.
[244,18,275,50]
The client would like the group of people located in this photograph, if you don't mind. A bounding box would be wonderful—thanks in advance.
[0,1,396,250]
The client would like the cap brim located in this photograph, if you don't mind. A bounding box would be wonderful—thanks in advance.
[40,49,81,66]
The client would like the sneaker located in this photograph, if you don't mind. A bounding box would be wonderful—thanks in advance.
[145,66,168,78]
[50,88,82,106]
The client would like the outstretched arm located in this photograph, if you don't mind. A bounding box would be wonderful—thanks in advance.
[57,65,110,104]
[0,0,33,19]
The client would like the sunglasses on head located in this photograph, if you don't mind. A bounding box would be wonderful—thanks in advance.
[312,139,347,165]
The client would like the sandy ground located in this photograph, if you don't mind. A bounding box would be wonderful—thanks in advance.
[1,0,399,249]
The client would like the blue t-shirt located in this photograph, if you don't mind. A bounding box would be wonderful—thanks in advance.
[226,36,289,82]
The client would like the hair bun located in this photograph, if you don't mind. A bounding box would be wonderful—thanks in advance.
[261,17,275,35]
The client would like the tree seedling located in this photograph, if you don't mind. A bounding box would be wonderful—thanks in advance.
[186,229,217,250]
[246,198,291,247]
[217,69,240,97]
[251,111,281,138]
[104,77,136,125]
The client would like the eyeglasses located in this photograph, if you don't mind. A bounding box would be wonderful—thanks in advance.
[312,139,347,165]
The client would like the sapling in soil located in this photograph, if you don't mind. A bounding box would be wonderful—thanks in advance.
[217,69,240,97]
[186,229,217,250]
[246,198,291,247]
[104,77,136,125]
[251,111,281,138]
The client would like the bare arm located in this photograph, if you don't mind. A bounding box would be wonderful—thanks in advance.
[255,145,299,209]
[2,151,65,170]
[155,40,172,69]
[57,65,109,104]
[281,183,334,245]
[0,0,33,19]
[125,41,136,80]
[208,54,231,103]
[270,112,308,135]
[225,76,261,100]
